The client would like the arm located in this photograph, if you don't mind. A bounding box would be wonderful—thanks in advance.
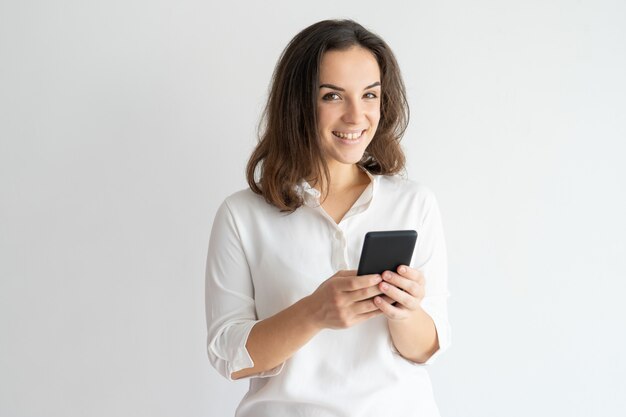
[230,296,321,380]
[206,200,385,381]
[374,189,451,364]
[206,201,289,381]
[232,270,388,379]
[375,268,442,364]
[387,305,439,363]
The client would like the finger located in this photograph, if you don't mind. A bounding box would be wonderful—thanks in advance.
[354,294,395,314]
[382,271,419,296]
[379,281,420,310]
[351,288,396,304]
[354,297,381,314]
[374,296,408,320]
[336,269,357,277]
[355,308,385,323]
[375,295,397,305]
[382,295,397,305]
[340,273,382,291]
[396,265,421,281]
[347,282,386,302]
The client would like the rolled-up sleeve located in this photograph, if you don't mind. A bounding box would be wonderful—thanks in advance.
[205,200,285,381]
[410,189,451,366]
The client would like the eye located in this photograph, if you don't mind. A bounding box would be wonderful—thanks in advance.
[322,92,341,101]
[364,92,378,99]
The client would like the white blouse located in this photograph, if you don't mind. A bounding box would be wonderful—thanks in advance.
[205,168,451,417]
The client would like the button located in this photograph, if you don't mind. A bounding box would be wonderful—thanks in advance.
[334,230,343,239]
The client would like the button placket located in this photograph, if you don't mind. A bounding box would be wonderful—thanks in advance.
[331,226,348,270]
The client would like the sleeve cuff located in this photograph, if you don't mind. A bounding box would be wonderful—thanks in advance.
[416,298,451,366]
[208,320,286,381]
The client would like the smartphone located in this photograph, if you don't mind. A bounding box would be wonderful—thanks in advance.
[357,230,418,276]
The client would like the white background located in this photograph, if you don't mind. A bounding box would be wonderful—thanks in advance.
[1,1,625,416]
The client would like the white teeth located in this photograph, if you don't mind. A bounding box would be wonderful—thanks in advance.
[333,130,364,140]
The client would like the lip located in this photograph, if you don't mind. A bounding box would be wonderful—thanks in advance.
[332,129,367,144]
[331,129,367,135]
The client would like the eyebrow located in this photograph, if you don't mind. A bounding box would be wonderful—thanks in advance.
[319,81,381,91]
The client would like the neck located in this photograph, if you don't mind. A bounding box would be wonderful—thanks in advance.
[311,160,369,195]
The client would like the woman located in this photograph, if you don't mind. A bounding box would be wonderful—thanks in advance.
[206,19,450,417]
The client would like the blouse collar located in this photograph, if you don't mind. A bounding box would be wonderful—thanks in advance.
[294,166,377,209]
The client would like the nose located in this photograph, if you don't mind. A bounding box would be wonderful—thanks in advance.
[341,98,365,125]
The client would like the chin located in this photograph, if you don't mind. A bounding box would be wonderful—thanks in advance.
[328,151,366,165]
[323,144,371,166]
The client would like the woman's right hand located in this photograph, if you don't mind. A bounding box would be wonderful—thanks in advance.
[305,269,394,330]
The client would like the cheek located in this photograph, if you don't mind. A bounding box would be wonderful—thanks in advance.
[367,117,381,138]
[365,105,381,124]
[317,121,331,140]
[316,108,334,147]
[316,104,336,125]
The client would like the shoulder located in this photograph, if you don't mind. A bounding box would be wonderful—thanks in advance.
[222,187,262,210]
[374,174,442,226]
[376,174,438,206]
[217,187,283,222]
[372,175,445,238]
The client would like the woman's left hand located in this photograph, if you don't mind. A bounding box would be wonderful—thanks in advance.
[374,265,425,321]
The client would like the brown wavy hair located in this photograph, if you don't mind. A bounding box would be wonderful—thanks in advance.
[246,19,409,212]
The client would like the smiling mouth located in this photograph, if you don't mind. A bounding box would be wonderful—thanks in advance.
[332,129,367,140]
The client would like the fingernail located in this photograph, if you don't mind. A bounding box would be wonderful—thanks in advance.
[399,266,406,273]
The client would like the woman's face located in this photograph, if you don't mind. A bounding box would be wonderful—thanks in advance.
[316,46,381,167]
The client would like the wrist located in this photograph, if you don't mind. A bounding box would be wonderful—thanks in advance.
[298,295,324,332]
